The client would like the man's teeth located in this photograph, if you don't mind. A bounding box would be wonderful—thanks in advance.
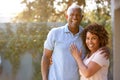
[72,20,77,23]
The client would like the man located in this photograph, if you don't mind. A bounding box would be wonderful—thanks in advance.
[41,3,84,80]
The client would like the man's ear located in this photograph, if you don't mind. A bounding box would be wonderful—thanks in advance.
[80,15,83,21]
[66,15,68,19]
[81,15,83,19]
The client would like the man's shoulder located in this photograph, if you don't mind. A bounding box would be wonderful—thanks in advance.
[79,25,84,30]
[50,25,66,32]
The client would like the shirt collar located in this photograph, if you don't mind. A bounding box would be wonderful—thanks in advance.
[64,23,83,34]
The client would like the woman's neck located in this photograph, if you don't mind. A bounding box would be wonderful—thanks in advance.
[87,50,98,58]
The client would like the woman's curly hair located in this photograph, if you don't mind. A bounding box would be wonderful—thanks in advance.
[81,23,109,51]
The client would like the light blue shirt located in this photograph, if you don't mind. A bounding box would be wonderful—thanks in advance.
[44,24,85,80]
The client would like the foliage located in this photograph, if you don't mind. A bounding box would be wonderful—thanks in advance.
[13,0,85,22]
[13,0,111,23]
[0,23,51,79]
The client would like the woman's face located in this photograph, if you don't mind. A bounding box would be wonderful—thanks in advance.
[86,32,100,53]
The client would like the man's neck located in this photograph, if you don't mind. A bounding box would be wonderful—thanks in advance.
[68,26,79,35]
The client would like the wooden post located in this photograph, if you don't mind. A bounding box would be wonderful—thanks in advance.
[111,0,120,80]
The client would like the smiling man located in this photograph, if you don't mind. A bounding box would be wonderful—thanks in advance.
[41,3,84,80]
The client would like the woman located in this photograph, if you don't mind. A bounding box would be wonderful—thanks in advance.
[70,23,109,80]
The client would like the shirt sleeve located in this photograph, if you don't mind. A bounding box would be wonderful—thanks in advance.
[91,51,109,67]
[44,28,56,50]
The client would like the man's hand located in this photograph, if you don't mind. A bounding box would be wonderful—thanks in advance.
[99,46,111,59]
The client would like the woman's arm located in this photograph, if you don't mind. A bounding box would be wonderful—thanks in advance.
[70,44,101,78]
[76,58,101,78]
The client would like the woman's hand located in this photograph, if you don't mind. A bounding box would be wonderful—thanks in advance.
[70,43,82,60]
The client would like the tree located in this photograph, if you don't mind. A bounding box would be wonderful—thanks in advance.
[13,0,85,22]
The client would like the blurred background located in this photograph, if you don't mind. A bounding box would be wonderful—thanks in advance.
[0,0,112,80]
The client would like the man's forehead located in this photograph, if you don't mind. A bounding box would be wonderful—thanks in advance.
[69,8,82,14]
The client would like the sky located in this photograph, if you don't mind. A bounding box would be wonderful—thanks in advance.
[0,0,25,22]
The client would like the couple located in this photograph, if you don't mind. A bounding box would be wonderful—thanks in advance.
[41,3,110,80]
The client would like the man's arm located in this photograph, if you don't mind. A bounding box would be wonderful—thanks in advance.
[41,48,52,80]
[99,46,111,59]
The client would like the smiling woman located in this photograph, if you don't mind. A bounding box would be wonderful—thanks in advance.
[0,0,25,22]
